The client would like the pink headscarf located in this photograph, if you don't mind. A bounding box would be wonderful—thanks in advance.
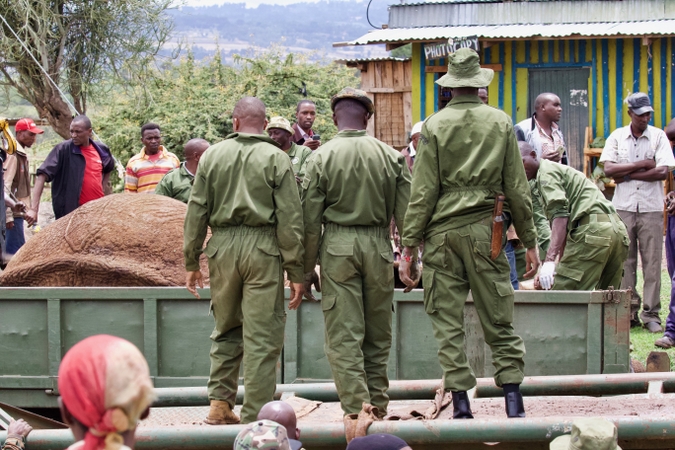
[58,335,156,450]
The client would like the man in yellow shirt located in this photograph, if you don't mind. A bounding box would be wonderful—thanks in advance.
[125,123,180,194]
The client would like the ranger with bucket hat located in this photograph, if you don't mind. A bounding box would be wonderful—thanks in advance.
[399,48,540,419]
[302,87,411,418]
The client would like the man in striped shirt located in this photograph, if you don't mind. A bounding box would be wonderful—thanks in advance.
[125,123,180,194]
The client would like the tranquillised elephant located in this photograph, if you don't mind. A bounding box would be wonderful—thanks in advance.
[0,193,210,287]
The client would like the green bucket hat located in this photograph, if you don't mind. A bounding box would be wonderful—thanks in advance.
[331,87,375,118]
[436,48,494,89]
[233,419,292,450]
[550,418,621,450]
[266,116,294,135]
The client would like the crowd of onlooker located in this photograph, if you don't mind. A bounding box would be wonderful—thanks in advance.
[0,100,321,264]
[2,48,673,450]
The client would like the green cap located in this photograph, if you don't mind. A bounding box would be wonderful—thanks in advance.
[436,47,494,89]
[233,420,292,450]
[266,116,294,135]
[550,418,622,450]
[331,87,374,118]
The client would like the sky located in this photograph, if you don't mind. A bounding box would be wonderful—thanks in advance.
[183,0,358,7]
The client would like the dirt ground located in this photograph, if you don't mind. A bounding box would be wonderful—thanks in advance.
[139,393,675,427]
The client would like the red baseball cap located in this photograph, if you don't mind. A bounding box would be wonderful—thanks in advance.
[15,118,44,134]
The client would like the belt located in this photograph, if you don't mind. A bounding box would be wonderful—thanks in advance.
[477,211,510,226]
[576,213,612,227]
[477,216,493,226]
[442,184,502,194]
[211,225,276,236]
[324,223,390,238]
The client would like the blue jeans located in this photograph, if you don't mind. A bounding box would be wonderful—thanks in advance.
[5,217,25,254]
[505,241,519,290]
[664,215,675,339]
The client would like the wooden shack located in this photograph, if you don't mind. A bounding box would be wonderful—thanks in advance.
[334,0,675,172]
[336,57,412,149]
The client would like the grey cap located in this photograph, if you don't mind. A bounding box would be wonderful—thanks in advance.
[626,92,654,116]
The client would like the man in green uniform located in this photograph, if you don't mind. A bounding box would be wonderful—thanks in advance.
[514,179,552,281]
[155,138,209,203]
[399,48,540,419]
[520,141,629,290]
[184,97,305,425]
[266,116,313,185]
[302,88,411,418]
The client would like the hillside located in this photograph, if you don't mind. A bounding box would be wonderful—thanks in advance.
[169,1,390,60]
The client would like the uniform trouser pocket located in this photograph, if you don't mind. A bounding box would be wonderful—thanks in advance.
[491,279,515,324]
[322,244,357,283]
[423,268,437,314]
[555,224,614,291]
[320,231,394,414]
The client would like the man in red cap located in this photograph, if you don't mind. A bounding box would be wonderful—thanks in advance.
[27,115,114,223]
[3,118,43,255]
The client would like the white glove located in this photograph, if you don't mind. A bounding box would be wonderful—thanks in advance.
[539,261,556,290]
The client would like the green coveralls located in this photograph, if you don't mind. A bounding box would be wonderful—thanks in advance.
[515,180,551,279]
[155,162,194,203]
[302,130,411,415]
[535,159,629,290]
[286,142,313,182]
[184,133,304,423]
[401,95,537,392]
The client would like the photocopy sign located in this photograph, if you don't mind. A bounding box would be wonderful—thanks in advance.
[424,36,480,61]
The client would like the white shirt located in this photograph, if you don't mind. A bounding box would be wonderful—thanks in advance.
[299,128,311,141]
[599,124,675,213]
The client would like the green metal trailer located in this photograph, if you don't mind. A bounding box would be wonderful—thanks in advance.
[0,287,630,408]
[4,416,675,450]
[3,372,675,450]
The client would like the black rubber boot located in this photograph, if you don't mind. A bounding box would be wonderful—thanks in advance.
[503,384,526,418]
[451,391,474,419]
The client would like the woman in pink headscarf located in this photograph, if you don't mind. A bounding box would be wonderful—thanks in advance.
[57,335,156,450]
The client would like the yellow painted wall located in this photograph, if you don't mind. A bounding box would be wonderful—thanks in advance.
[411,37,673,136]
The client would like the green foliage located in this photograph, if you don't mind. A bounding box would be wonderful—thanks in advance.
[93,47,358,166]
[0,0,175,138]
[389,44,412,59]
[631,270,675,371]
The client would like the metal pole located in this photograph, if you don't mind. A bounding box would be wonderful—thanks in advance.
[153,372,675,407]
[5,417,675,450]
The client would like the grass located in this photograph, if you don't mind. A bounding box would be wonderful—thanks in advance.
[630,269,675,371]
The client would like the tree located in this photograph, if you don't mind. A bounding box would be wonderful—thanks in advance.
[0,1,175,138]
[390,43,412,59]
[94,47,358,168]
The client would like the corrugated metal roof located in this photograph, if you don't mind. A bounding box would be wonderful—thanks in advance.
[388,0,673,28]
[396,0,500,4]
[395,1,499,4]
[333,20,675,46]
[395,0,588,4]
[334,57,411,64]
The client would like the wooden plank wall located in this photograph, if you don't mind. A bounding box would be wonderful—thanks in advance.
[360,60,412,149]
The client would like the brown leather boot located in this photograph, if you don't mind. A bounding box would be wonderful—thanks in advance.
[204,400,240,425]
[343,413,359,443]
